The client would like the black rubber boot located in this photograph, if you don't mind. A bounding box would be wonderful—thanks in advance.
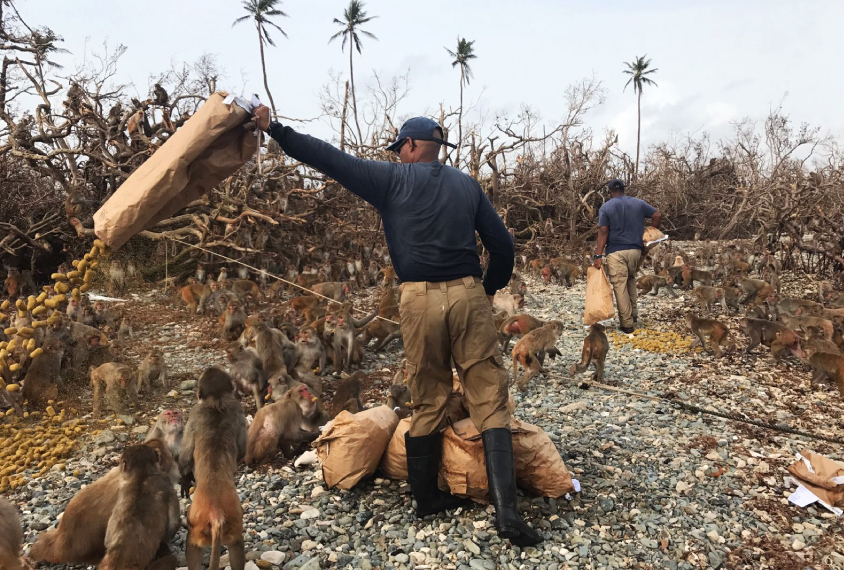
[405,432,470,517]
[482,428,542,547]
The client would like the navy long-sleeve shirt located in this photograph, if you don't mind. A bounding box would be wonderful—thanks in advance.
[267,124,514,296]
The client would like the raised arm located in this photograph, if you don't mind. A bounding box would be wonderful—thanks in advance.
[475,190,515,297]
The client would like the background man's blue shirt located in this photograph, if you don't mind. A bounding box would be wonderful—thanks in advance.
[598,195,657,255]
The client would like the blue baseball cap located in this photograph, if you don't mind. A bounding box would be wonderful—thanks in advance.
[608,179,625,192]
[386,117,457,152]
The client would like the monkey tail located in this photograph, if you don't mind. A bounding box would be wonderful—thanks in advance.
[208,519,224,570]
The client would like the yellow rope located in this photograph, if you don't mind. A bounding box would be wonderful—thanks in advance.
[165,236,399,325]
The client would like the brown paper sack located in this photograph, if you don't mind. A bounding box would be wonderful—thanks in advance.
[380,417,411,480]
[93,92,258,249]
[583,266,615,325]
[642,226,665,244]
[787,450,844,507]
[440,418,574,502]
[315,405,399,490]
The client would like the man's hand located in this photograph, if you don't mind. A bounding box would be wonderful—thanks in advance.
[253,105,271,132]
[593,258,603,270]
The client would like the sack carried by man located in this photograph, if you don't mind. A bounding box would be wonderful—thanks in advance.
[584,266,615,325]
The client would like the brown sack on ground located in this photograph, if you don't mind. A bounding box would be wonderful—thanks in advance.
[94,92,258,249]
[787,450,844,507]
[440,418,574,502]
[584,266,615,325]
[379,417,411,480]
[315,405,399,490]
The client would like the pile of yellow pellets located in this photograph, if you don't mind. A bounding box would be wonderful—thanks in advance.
[607,327,701,354]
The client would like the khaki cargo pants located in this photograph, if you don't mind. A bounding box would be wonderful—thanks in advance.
[606,249,642,329]
[399,276,511,437]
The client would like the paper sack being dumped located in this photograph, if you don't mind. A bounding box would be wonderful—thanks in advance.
[93,92,258,249]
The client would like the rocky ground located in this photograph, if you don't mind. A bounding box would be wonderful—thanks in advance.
[4,253,844,570]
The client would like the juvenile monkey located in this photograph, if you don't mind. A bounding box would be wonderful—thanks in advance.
[180,367,248,570]
[692,286,727,312]
[245,383,322,464]
[324,306,362,373]
[682,267,713,289]
[137,347,168,393]
[386,383,412,419]
[801,348,844,395]
[685,314,734,357]
[493,291,524,317]
[106,262,126,297]
[511,321,564,391]
[117,316,133,342]
[548,259,581,287]
[91,362,139,416]
[359,318,402,352]
[220,300,247,341]
[178,281,212,314]
[230,279,264,305]
[737,278,774,305]
[145,409,185,462]
[380,266,397,287]
[0,499,23,570]
[330,371,363,417]
[294,326,327,374]
[779,312,834,341]
[499,313,546,352]
[772,297,824,318]
[99,445,180,570]
[743,318,805,362]
[226,341,267,409]
[636,274,677,297]
[21,338,64,408]
[569,323,609,381]
[311,281,350,302]
[803,326,841,356]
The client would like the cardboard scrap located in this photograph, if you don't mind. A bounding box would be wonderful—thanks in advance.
[787,450,844,516]
[93,91,258,249]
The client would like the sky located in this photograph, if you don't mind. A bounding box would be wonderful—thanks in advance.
[16,0,844,158]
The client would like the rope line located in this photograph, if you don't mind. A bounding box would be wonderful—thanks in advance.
[165,236,399,325]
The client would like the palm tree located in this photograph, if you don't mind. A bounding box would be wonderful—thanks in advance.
[233,0,288,119]
[330,0,377,146]
[445,37,476,168]
[623,55,658,177]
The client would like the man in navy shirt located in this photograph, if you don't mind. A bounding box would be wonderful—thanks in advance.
[253,108,540,546]
[593,179,662,333]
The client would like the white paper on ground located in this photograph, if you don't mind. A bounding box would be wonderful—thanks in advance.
[294,449,319,468]
[789,484,818,508]
[86,293,126,303]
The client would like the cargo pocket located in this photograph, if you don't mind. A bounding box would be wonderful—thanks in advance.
[452,296,500,370]
[405,361,420,407]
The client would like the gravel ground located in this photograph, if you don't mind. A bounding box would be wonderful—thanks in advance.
[4,252,844,570]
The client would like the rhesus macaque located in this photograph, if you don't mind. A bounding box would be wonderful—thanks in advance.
[29,439,177,565]
[178,281,212,314]
[231,279,264,305]
[359,318,402,352]
[21,338,64,407]
[289,295,320,313]
[386,383,412,419]
[311,281,350,302]
[254,320,293,386]
[380,266,397,287]
[64,189,88,222]
[779,312,834,341]
[323,305,365,373]
[107,262,126,296]
[721,286,743,312]
[527,258,548,275]
[145,409,185,462]
[296,271,324,290]
[743,318,805,362]
[682,267,713,289]
[86,333,118,370]
[180,367,248,570]
[686,314,734,357]
[92,300,118,330]
[511,321,564,391]
[153,83,169,106]
[736,278,774,305]
[493,291,524,317]
[0,499,23,570]
[196,263,207,284]
[692,286,727,312]
[137,347,168,393]
[762,266,781,295]
[66,296,86,322]
[217,268,228,282]
[98,445,180,570]
[237,266,250,281]
[569,323,609,381]
[294,326,327,375]
[330,371,363,417]
[91,362,138,416]
[220,300,247,341]
[771,297,824,318]
[126,109,146,143]
[366,261,380,286]
[636,274,677,298]
[803,326,841,356]
[4,268,36,298]
[499,313,546,352]
[245,384,322,464]
[226,341,267,409]
[79,304,96,327]
[548,258,581,287]
[800,348,844,395]
[117,316,133,342]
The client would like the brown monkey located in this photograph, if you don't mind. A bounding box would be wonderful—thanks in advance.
[21,338,64,408]
[117,316,133,342]
[230,279,264,305]
[65,295,85,322]
[569,323,609,381]
[226,341,267,409]
[0,499,23,570]
[92,300,119,330]
[636,274,677,298]
[145,409,185,462]
[803,326,841,356]
[64,190,88,223]
[386,383,412,419]
[294,326,327,374]
[772,297,824,318]
[722,286,743,312]
[330,371,363,418]
[323,305,365,374]
[29,440,178,565]
[692,286,727,312]
[492,291,524,317]
[686,314,734,357]
[137,347,168,393]
[107,262,126,297]
[178,281,212,314]
[366,261,380,286]
[743,318,805,362]
[737,278,774,305]
[380,266,397,287]
[779,312,834,341]
[682,267,713,289]
[289,295,320,313]
[511,321,564,391]
[3,268,35,298]
[499,313,546,352]
[527,258,548,275]
[99,445,180,570]
[153,83,169,106]
[220,301,247,341]
[800,348,844,395]
[254,320,293,387]
[548,259,581,287]
[311,281,350,302]
[180,367,247,570]
[244,383,322,464]
[359,318,402,352]
[762,266,781,294]
[91,362,138,416]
